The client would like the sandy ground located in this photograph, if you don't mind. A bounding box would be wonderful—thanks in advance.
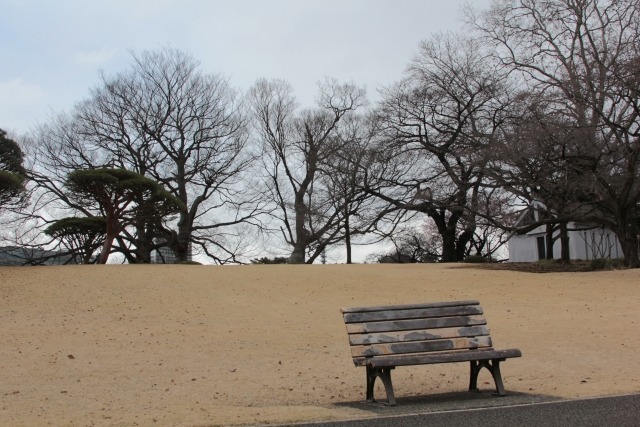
[1,264,639,426]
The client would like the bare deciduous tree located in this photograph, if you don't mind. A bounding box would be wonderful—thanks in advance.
[249,78,370,263]
[28,48,260,263]
[319,114,398,263]
[368,33,510,262]
[487,94,594,262]
[471,0,640,266]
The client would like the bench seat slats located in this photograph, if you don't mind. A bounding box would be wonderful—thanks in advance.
[352,348,523,367]
[343,305,483,323]
[347,325,490,345]
[350,336,493,357]
[340,300,480,314]
[345,314,486,334]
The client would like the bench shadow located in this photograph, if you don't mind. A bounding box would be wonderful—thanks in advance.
[334,390,562,416]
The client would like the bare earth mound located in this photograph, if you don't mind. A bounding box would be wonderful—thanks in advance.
[1,264,639,426]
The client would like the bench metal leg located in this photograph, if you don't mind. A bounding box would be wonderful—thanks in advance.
[469,359,507,396]
[366,365,396,406]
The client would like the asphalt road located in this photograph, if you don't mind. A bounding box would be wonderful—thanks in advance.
[269,393,640,427]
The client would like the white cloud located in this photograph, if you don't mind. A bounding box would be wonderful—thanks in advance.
[0,78,46,133]
[72,47,117,67]
[0,78,45,133]
[1,0,493,133]
[0,78,44,107]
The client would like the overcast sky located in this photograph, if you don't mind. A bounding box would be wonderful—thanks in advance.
[1,0,492,136]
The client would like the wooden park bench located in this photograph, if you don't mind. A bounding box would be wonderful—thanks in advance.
[341,300,522,405]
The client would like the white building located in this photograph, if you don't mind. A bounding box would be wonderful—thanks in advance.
[507,207,623,262]
[151,240,192,264]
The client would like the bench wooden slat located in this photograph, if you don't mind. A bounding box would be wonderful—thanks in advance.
[350,336,493,357]
[345,314,486,334]
[347,325,490,345]
[353,348,523,368]
[343,304,483,323]
[340,300,480,314]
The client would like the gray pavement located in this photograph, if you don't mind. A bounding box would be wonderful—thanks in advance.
[266,393,640,427]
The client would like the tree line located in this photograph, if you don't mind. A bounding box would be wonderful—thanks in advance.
[1,0,639,267]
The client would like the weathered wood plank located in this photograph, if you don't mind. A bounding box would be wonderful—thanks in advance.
[340,300,480,314]
[350,336,493,358]
[343,305,483,323]
[352,348,522,367]
[347,325,490,345]
[345,315,487,334]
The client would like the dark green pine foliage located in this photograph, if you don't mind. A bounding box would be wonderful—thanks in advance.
[0,128,26,208]
[64,168,183,263]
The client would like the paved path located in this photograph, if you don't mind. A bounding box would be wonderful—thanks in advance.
[271,393,640,427]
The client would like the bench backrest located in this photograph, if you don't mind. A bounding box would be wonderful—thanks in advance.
[341,300,492,366]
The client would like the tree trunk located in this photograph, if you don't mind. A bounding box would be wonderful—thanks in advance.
[175,241,189,262]
[620,235,640,268]
[613,223,640,268]
[98,214,121,264]
[345,214,352,264]
[428,211,462,263]
[456,227,475,261]
[559,222,571,264]
[173,213,192,262]
[82,246,94,264]
[133,222,152,263]
[288,244,306,264]
[545,224,555,260]
[289,194,310,264]
[441,227,458,262]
